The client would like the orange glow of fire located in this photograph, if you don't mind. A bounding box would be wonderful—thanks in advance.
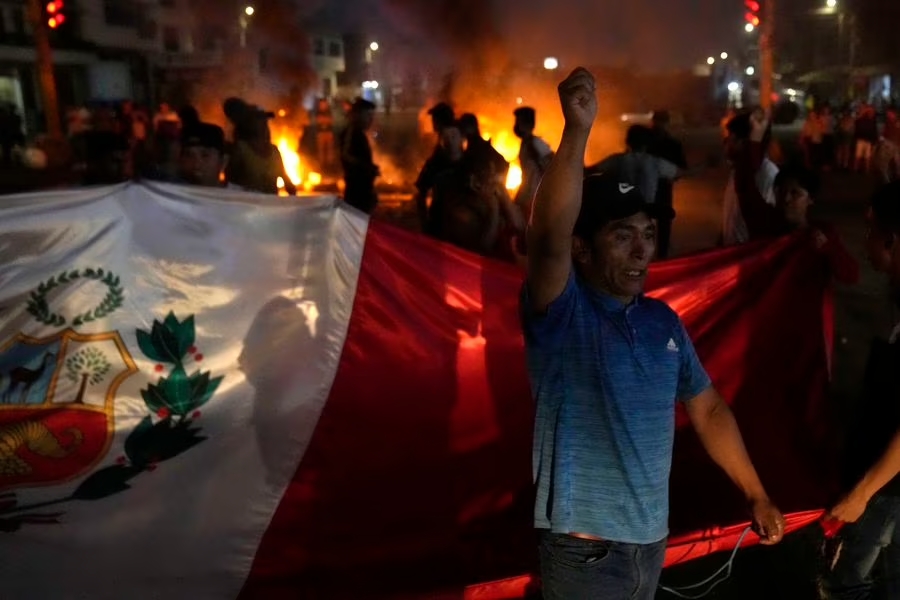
[275,136,322,195]
[483,129,522,192]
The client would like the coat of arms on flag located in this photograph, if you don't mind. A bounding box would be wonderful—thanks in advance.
[0,267,223,531]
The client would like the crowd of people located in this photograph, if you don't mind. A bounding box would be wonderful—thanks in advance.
[4,68,900,599]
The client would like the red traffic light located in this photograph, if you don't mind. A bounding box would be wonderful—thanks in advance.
[745,12,760,25]
[745,0,760,11]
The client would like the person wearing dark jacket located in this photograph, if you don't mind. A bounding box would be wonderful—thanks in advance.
[649,110,687,259]
[820,181,900,599]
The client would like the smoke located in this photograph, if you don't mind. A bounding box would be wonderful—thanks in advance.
[168,0,317,127]
[371,0,626,162]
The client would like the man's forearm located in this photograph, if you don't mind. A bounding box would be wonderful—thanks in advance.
[692,398,768,501]
[528,126,588,248]
[852,428,900,502]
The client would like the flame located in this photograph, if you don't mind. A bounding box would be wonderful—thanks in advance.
[274,136,322,195]
[483,129,522,192]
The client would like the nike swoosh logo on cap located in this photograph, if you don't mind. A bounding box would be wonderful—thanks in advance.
[619,183,635,194]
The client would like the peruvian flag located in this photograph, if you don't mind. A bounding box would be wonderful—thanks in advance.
[0,183,837,599]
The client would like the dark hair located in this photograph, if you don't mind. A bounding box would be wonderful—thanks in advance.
[458,113,479,136]
[727,111,772,150]
[774,162,820,198]
[514,106,536,126]
[625,125,653,152]
[428,102,455,128]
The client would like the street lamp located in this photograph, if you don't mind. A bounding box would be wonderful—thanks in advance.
[369,41,379,52]
[707,56,715,65]
[745,66,755,75]
[543,57,559,70]
[745,22,755,32]
[826,0,837,8]
[728,81,740,92]
[720,52,729,60]
[240,6,254,48]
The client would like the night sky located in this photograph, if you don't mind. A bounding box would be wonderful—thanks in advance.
[301,0,745,72]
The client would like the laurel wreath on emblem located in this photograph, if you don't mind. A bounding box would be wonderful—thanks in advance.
[26,268,124,327]
[1,301,224,532]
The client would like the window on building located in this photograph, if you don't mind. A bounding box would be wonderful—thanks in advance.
[328,41,342,57]
[313,38,324,56]
[163,26,180,52]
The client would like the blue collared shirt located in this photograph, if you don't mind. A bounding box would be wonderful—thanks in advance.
[521,272,711,544]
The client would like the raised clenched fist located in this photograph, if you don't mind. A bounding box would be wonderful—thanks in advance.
[558,67,598,132]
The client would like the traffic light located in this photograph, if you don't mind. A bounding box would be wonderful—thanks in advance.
[744,0,760,31]
[46,0,66,29]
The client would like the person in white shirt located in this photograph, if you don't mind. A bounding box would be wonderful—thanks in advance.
[721,112,779,246]
[513,106,554,222]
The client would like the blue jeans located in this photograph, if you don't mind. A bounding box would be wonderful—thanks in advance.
[820,495,900,600]
[538,531,667,600]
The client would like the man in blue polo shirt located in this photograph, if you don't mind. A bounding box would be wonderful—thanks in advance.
[522,67,785,600]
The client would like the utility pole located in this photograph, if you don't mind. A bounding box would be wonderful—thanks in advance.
[759,0,775,109]
[27,0,62,138]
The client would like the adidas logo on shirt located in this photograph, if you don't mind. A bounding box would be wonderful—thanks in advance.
[666,338,679,352]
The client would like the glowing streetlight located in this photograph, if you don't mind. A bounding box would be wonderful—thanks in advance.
[745,66,755,75]
[369,41,379,52]
[244,5,254,16]
[543,57,559,70]
[727,81,740,92]
[745,22,755,32]
[720,52,729,60]
[826,0,837,8]
[707,56,715,65]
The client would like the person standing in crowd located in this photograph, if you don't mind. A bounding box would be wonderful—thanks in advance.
[177,123,228,188]
[721,110,779,245]
[732,115,859,282]
[414,102,456,234]
[854,105,879,174]
[223,99,296,195]
[512,106,553,223]
[458,112,509,187]
[428,122,503,255]
[820,181,900,599]
[339,98,380,214]
[521,67,783,600]
[649,109,687,259]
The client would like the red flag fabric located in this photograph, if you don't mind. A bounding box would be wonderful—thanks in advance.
[241,222,840,599]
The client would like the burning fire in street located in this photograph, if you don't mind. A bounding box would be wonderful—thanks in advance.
[275,136,321,195]
[483,129,522,192]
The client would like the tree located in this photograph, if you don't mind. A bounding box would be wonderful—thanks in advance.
[66,347,111,405]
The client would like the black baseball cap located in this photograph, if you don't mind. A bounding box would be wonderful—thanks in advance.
[181,123,225,153]
[574,172,676,238]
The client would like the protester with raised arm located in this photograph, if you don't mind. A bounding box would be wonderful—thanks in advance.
[521,68,785,600]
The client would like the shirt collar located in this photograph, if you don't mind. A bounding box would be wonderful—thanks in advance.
[579,274,643,313]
